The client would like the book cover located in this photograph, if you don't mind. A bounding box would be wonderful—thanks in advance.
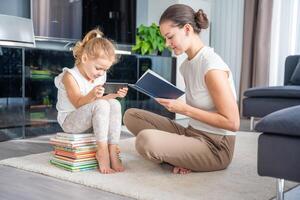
[54,145,97,153]
[51,157,97,167]
[50,137,96,144]
[49,140,96,148]
[56,132,94,139]
[53,154,96,162]
[54,150,96,159]
[128,69,184,99]
[50,160,98,172]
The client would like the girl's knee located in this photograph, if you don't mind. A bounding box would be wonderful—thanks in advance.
[108,99,121,111]
[93,99,110,114]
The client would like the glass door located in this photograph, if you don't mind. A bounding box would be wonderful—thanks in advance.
[0,47,23,141]
[24,49,74,137]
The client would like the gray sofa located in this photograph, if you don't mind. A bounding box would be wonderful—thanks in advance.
[243,55,300,130]
[255,105,300,200]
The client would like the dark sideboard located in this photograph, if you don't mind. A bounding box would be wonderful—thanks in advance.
[0,47,176,141]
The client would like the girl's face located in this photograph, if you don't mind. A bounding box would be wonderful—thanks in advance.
[160,20,190,55]
[81,54,114,81]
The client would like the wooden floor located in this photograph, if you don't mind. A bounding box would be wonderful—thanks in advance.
[0,119,253,200]
[0,130,134,200]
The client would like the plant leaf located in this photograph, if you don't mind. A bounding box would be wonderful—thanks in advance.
[135,23,168,55]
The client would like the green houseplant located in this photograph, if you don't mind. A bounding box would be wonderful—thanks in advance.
[132,23,169,55]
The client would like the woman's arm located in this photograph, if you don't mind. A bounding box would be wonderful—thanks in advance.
[156,70,240,131]
[186,70,240,131]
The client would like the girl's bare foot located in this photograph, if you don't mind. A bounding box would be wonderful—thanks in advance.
[173,166,191,174]
[109,144,125,172]
[96,142,115,174]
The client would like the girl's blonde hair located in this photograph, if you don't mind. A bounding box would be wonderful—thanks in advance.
[73,28,117,66]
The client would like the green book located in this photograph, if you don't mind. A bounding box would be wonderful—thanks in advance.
[50,159,98,172]
[54,145,96,153]
[51,157,97,167]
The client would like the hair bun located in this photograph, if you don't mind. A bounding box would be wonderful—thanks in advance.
[195,9,209,29]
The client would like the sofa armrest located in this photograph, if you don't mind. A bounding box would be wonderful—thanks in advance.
[255,105,300,137]
[244,86,300,98]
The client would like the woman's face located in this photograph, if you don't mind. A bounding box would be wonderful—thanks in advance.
[160,20,190,55]
[82,54,113,81]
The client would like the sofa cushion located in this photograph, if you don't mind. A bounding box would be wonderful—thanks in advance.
[255,105,300,136]
[290,60,300,85]
[244,85,300,98]
[243,97,300,118]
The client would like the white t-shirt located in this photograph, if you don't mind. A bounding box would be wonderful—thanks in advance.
[54,66,106,126]
[180,46,237,136]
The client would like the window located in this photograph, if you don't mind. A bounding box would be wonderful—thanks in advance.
[269,0,300,86]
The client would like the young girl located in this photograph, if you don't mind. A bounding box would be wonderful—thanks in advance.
[123,4,240,174]
[54,28,128,174]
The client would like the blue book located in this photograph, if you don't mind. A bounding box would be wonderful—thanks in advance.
[129,69,184,99]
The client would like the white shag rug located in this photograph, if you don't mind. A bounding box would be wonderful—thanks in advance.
[0,131,297,200]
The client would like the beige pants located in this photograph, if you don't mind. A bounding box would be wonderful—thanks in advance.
[123,108,235,172]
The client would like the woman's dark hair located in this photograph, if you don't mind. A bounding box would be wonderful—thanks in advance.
[159,4,209,34]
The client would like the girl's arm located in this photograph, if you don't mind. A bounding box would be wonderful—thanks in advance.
[186,70,240,131]
[63,72,103,108]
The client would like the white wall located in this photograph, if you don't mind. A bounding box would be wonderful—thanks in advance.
[136,0,148,27]
[137,0,210,44]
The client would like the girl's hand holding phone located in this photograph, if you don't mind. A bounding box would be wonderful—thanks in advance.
[116,87,128,98]
[90,85,105,99]
[102,87,128,99]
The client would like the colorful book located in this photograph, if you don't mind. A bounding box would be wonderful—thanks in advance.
[56,132,94,139]
[50,137,96,144]
[49,132,101,172]
[54,145,97,153]
[53,154,96,162]
[51,157,97,167]
[55,136,94,141]
[49,140,96,148]
[53,150,96,159]
[50,160,98,172]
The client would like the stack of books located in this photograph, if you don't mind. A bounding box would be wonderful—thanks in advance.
[49,132,98,172]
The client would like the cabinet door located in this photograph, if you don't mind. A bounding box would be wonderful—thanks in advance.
[0,48,23,140]
[32,0,82,40]
[137,55,176,119]
[82,0,136,44]
[25,49,74,136]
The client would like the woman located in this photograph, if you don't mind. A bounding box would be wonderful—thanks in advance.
[123,4,240,174]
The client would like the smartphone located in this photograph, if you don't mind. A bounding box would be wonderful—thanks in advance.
[104,82,128,94]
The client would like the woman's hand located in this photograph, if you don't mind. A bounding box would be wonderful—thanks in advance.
[155,98,190,114]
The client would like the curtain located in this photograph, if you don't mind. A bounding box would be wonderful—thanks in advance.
[269,0,300,86]
[239,0,273,113]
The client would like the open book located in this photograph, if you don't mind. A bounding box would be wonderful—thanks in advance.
[128,69,184,99]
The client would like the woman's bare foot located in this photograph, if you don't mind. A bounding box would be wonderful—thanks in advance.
[173,166,191,174]
[109,144,125,172]
[96,142,115,174]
